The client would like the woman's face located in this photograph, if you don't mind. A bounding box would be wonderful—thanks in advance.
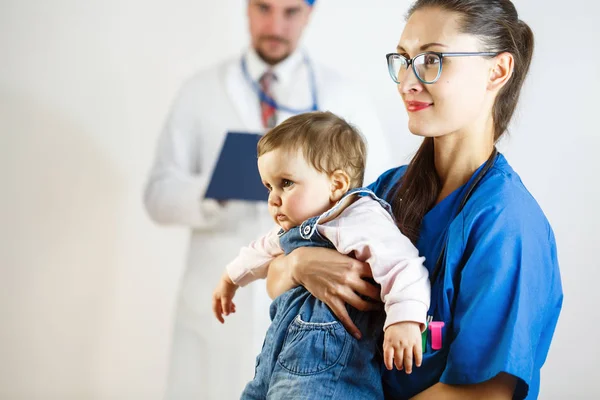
[397,7,495,138]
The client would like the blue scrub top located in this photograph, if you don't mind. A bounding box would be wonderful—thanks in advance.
[368,154,563,400]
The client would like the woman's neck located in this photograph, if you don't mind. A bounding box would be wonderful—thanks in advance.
[433,126,495,204]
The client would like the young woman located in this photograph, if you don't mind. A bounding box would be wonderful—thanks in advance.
[266,0,563,399]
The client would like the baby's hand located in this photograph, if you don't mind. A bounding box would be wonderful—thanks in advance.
[212,272,239,323]
[383,321,423,374]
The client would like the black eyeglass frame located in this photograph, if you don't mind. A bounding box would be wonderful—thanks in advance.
[386,51,499,84]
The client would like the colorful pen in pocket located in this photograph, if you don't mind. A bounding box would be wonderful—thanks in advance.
[422,315,433,353]
[429,321,445,351]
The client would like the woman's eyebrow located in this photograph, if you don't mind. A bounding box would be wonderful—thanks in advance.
[396,42,448,53]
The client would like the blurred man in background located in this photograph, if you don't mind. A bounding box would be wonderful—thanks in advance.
[144,0,392,398]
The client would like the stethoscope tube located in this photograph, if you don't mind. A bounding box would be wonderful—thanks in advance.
[241,54,319,114]
[430,147,499,286]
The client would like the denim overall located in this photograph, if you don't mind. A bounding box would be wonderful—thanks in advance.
[241,188,393,400]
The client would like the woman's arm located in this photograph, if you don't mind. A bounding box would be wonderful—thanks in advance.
[265,253,299,299]
[411,373,517,400]
[265,247,380,339]
[423,193,561,398]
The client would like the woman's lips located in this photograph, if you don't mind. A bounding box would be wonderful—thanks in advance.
[406,101,433,112]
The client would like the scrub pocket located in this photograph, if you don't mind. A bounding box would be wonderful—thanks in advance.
[277,314,349,375]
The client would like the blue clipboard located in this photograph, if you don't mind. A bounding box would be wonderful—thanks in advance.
[204,132,268,202]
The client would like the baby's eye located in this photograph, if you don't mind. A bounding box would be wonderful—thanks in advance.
[264,183,272,192]
[282,179,294,188]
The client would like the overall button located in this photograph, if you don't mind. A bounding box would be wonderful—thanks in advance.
[303,225,311,235]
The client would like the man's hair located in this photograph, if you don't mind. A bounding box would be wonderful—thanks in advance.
[257,111,367,188]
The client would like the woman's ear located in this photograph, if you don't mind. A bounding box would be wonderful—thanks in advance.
[488,52,514,92]
[329,170,351,202]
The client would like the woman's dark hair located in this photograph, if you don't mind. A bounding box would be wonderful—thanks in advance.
[393,0,534,243]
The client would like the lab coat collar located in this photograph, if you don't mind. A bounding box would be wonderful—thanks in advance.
[245,47,305,88]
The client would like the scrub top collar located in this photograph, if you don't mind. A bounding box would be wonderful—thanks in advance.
[245,46,306,88]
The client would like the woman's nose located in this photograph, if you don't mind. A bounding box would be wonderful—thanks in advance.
[398,65,424,95]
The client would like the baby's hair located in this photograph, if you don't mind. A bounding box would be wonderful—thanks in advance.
[257,111,367,188]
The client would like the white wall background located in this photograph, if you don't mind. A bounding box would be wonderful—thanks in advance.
[0,0,597,398]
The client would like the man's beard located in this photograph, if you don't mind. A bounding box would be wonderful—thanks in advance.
[256,36,291,65]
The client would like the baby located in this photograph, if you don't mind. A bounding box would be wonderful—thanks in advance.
[212,111,430,399]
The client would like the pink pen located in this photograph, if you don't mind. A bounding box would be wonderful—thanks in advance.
[428,321,445,350]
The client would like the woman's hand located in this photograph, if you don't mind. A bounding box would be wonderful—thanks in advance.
[267,247,381,339]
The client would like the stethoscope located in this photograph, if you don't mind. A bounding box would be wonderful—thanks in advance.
[240,54,319,114]
[430,147,499,287]
[424,147,499,344]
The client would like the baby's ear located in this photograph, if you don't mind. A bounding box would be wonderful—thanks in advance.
[329,170,350,202]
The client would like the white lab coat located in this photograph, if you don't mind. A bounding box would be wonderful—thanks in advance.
[144,48,393,400]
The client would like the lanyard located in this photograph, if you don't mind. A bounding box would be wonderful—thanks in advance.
[429,147,499,287]
[241,54,319,114]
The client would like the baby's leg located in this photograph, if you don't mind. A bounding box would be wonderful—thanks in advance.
[266,298,384,400]
[240,287,312,400]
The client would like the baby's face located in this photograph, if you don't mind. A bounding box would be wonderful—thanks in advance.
[258,148,334,231]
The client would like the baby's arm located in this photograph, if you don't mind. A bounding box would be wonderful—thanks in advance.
[226,226,284,286]
[212,226,283,323]
[212,271,239,323]
[318,198,430,372]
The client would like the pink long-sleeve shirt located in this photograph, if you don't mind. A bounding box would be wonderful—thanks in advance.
[226,196,430,330]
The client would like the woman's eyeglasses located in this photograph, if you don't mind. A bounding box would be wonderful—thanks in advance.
[386,51,498,85]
